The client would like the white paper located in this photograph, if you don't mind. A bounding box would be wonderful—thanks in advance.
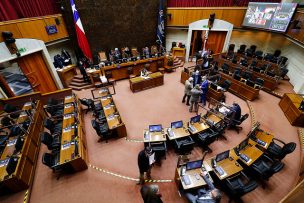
[149,153,155,165]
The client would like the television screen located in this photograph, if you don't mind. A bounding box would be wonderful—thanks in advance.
[242,2,297,32]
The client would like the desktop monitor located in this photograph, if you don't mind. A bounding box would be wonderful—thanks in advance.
[149,124,162,132]
[215,150,230,162]
[186,160,203,170]
[190,115,201,124]
[171,120,183,129]
[238,137,250,151]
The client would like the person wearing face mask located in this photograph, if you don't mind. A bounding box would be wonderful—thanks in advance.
[191,66,202,86]
[182,77,194,106]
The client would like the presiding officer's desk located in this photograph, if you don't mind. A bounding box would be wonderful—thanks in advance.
[129,72,164,93]
[143,130,167,143]
[176,161,213,190]
[166,123,191,140]
[58,95,88,171]
[0,99,44,193]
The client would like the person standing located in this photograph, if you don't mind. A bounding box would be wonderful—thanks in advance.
[192,67,202,86]
[182,77,193,106]
[200,76,209,106]
[137,146,154,185]
[190,84,203,113]
[140,184,163,203]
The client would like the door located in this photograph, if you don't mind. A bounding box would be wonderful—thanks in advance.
[206,31,227,54]
[17,51,58,93]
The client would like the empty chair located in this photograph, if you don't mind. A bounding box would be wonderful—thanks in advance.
[46,98,64,117]
[224,172,258,202]
[255,78,264,89]
[197,130,218,152]
[4,104,19,119]
[79,98,94,114]
[237,44,246,54]
[14,135,25,153]
[245,48,253,57]
[280,68,289,79]
[239,59,248,67]
[174,137,195,155]
[91,119,112,142]
[266,138,296,161]
[273,49,281,58]
[264,53,274,62]
[220,80,232,91]
[44,118,62,135]
[105,71,116,85]
[251,154,284,181]
[241,71,252,81]
[255,50,263,60]
[6,156,19,176]
[42,152,61,172]
[40,132,60,151]
[150,142,167,162]
[229,113,249,134]
[250,45,257,53]
[228,44,235,53]
[278,56,288,66]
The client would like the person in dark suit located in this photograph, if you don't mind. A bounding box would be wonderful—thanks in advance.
[185,171,222,203]
[231,102,241,121]
[140,184,163,203]
[200,76,209,106]
[192,66,202,86]
[137,146,154,185]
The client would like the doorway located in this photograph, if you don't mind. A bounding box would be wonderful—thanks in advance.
[0,61,33,97]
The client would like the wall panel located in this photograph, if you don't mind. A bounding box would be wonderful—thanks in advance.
[286,11,304,44]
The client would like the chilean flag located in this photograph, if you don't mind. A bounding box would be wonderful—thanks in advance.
[70,0,92,61]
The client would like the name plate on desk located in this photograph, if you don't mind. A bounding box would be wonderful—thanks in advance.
[63,126,74,133]
[62,142,71,150]
[99,89,108,94]
[65,96,72,100]
[107,114,116,121]
[7,139,17,146]
[64,114,72,120]
[65,104,73,108]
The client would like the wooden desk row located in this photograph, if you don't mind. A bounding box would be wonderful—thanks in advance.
[0,101,44,193]
[57,95,88,171]
[279,93,304,128]
[176,129,274,190]
[86,56,164,81]
[98,88,127,138]
[219,73,260,101]
[129,72,164,93]
[215,54,278,91]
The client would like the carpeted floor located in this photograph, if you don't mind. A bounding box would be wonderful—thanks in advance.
[0,64,301,203]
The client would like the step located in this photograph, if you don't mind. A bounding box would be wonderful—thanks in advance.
[71,77,85,83]
[68,84,94,91]
[69,81,91,87]
[73,75,84,79]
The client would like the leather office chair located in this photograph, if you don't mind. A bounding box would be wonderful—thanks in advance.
[40,132,60,152]
[251,154,284,181]
[46,98,64,118]
[6,156,19,176]
[220,80,232,91]
[42,152,61,173]
[255,50,263,60]
[91,119,112,143]
[237,45,246,54]
[105,70,116,85]
[245,48,253,57]
[224,172,258,202]
[150,142,167,162]
[255,78,264,89]
[79,98,94,114]
[266,138,296,161]
[174,137,195,155]
[44,118,62,135]
[250,45,257,53]
[273,50,281,58]
[197,130,218,152]
[229,113,249,134]
[264,53,274,62]
[241,71,252,82]
[4,104,19,119]
[280,68,289,79]
[240,59,248,67]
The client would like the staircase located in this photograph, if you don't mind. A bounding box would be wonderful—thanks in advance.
[173,56,185,69]
[68,75,93,91]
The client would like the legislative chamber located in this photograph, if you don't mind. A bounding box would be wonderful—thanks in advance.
[0,0,304,203]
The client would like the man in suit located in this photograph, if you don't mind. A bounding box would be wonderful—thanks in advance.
[182,77,193,106]
[231,102,241,121]
[137,146,154,185]
[192,67,202,86]
[200,76,209,106]
[190,84,203,113]
[140,184,163,203]
[185,171,222,203]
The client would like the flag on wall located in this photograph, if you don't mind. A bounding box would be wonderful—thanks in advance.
[70,0,92,61]
[156,0,165,46]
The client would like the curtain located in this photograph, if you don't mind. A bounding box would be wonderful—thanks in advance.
[167,0,280,7]
[0,0,59,22]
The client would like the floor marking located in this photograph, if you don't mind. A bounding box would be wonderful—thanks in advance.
[125,137,144,143]
[246,100,257,127]
[23,190,29,203]
[298,128,304,150]
[89,164,173,183]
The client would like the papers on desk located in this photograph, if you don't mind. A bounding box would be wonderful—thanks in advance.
[65,95,72,100]
[62,142,71,150]
[64,114,72,120]
[219,106,230,115]
[63,126,73,133]
[149,152,155,165]
[0,158,10,167]
[7,139,17,146]
[141,76,150,80]
[24,102,32,107]
[107,114,116,120]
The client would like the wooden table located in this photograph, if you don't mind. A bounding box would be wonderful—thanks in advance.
[175,162,213,190]
[189,121,210,134]
[129,72,164,92]
[279,93,304,127]
[206,152,243,180]
[172,47,186,61]
[166,126,191,140]
[204,113,224,126]
[219,73,260,101]
[143,130,167,143]
[56,65,77,88]
[251,130,274,150]
[238,139,264,166]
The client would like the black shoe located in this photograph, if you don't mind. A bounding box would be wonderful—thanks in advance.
[186,103,190,106]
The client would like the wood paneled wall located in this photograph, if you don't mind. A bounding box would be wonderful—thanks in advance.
[0,14,68,43]
[167,7,246,27]
[286,11,304,45]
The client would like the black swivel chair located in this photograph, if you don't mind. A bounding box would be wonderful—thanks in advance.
[245,48,254,57]
[150,142,167,163]
[46,98,64,118]
[240,59,248,67]
[6,156,19,176]
[14,135,25,153]
[237,45,246,54]
[241,71,252,81]
[197,130,218,152]
[224,172,258,203]
[4,104,19,119]
[40,132,60,152]
[255,78,264,89]
[229,113,249,134]
[266,138,296,161]
[280,68,289,79]
[79,98,94,114]
[255,50,263,60]
[91,119,112,142]
[174,137,195,155]
[251,154,284,181]
[42,152,62,178]
[220,80,232,91]
[273,50,281,58]
[250,45,257,53]
[44,118,62,135]
[221,63,230,74]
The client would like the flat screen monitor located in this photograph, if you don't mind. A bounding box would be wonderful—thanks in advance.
[171,120,183,129]
[190,115,201,123]
[242,2,297,32]
[238,137,250,151]
[149,124,162,132]
[215,150,230,162]
[186,160,203,170]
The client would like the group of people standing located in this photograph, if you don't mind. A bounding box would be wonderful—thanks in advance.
[182,66,209,113]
